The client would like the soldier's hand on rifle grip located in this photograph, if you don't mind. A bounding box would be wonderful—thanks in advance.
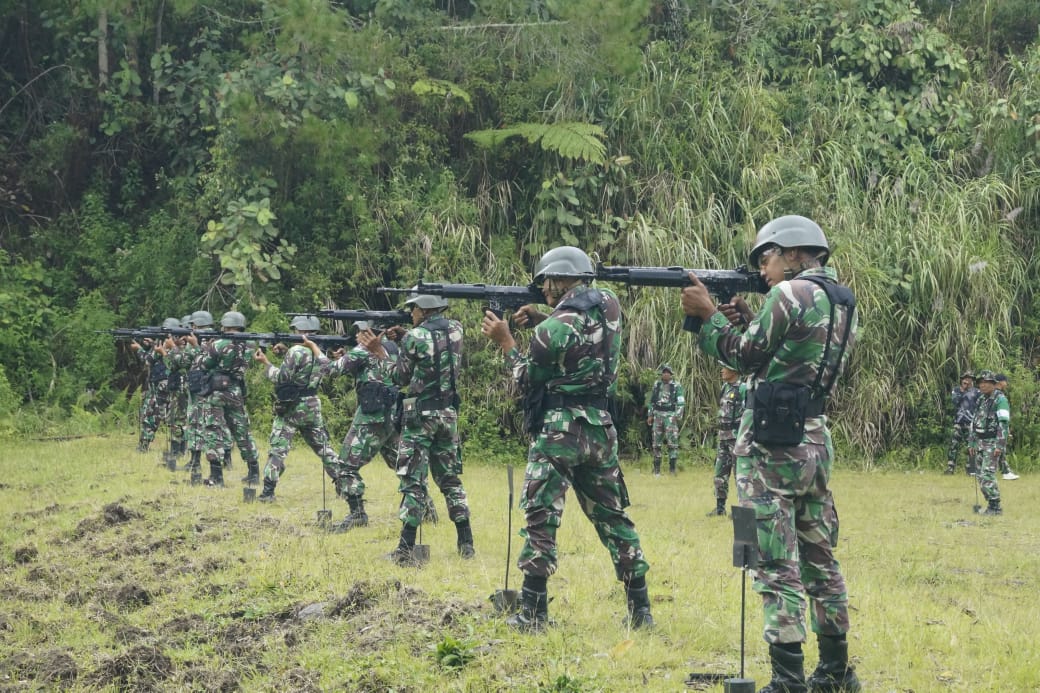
[681,272,716,321]
[185,333,199,346]
[357,329,388,359]
[384,325,406,341]
[719,297,753,327]
[481,310,516,353]
[513,304,548,328]
[254,347,270,365]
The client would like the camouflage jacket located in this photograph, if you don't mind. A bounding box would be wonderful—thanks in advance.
[716,380,745,439]
[136,343,168,389]
[646,379,685,418]
[970,390,1010,446]
[697,266,858,449]
[392,315,462,411]
[951,385,980,425]
[331,339,399,424]
[505,284,620,429]
[202,335,253,383]
[263,343,330,397]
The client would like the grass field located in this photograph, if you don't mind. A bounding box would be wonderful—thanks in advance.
[0,436,1038,692]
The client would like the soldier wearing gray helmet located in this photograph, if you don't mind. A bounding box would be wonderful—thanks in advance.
[253,315,345,502]
[129,317,179,453]
[357,290,474,565]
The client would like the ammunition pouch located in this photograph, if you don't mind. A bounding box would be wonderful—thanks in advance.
[272,382,317,417]
[525,389,609,435]
[974,431,997,440]
[357,381,400,415]
[187,370,211,397]
[522,387,546,435]
[653,403,675,412]
[167,371,182,392]
[210,373,231,392]
[148,361,168,385]
[417,392,461,411]
[750,382,823,446]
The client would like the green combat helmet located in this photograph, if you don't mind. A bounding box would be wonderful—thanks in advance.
[749,215,830,268]
[533,246,596,282]
[289,314,321,332]
[191,310,214,328]
[220,311,247,329]
[404,288,449,311]
[976,370,997,383]
[162,317,181,330]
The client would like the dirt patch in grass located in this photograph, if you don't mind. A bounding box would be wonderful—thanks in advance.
[0,648,79,685]
[87,644,174,691]
[74,502,143,538]
[12,545,38,564]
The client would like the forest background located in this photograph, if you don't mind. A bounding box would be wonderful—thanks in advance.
[2,0,1040,467]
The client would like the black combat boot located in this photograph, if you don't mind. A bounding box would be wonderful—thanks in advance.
[652,458,661,477]
[455,519,475,559]
[624,577,654,630]
[388,524,417,566]
[241,461,260,485]
[759,643,808,693]
[330,496,369,533]
[188,451,203,485]
[258,477,277,502]
[707,498,726,517]
[943,462,955,475]
[204,457,224,487]
[137,439,150,453]
[222,449,233,470]
[668,457,677,475]
[506,582,549,632]
[980,498,1003,515]
[807,635,861,693]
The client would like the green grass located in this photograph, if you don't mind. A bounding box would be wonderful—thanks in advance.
[1,436,1038,691]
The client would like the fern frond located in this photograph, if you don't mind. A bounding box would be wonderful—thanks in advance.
[410,78,472,106]
[464,121,606,163]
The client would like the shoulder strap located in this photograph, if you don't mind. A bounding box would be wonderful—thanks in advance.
[799,275,856,399]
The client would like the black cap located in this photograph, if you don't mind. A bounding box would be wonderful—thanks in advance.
[995,373,1007,383]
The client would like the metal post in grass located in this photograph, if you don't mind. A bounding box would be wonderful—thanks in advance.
[724,504,758,693]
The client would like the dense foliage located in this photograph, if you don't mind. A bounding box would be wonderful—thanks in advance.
[2,0,1039,458]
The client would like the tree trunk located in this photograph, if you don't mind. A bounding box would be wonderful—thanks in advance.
[97,8,109,87]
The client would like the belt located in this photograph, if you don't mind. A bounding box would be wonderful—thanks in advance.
[544,393,609,410]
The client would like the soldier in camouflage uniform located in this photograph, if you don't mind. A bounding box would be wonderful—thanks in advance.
[357,293,474,565]
[196,311,261,487]
[163,315,194,459]
[682,216,861,693]
[945,372,979,475]
[994,374,1019,480]
[968,371,1009,515]
[325,320,403,531]
[708,363,744,517]
[253,315,345,502]
[481,246,653,632]
[645,363,685,476]
[129,319,179,453]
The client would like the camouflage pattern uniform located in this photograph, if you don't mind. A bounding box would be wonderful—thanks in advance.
[946,382,980,474]
[388,316,470,529]
[969,381,1009,511]
[164,339,221,482]
[646,372,685,474]
[164,343,189,456]
[199,337,260,483]
[261,343,344,484]
[712,378,745,509]
[697,265,858,646]
[329,340,401,500]
[135,342,172,451]
[505,285,649,583]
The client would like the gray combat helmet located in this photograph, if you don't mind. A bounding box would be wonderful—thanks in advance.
[162,317,181,330]
[533,246,596,282]
[404,287,449,311]
[220,311,247,329]
[180,315,193,328]
[748,215,830,268]
[191,310,214,328]
[290,314,321,332]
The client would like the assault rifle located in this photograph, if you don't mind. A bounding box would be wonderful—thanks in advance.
[288,309,411,326]
[377,282,546,321]
[100,328,355,350]
[594,263,769,332]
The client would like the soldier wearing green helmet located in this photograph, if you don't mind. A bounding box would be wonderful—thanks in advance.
[357,288,475,565]
[682,215,861,693]
[708,360,744,517]
[253,314,346,502]
[480,245,653,633]
[968,370,1009,515]
[645,363,685,476]
[129,318,177,453]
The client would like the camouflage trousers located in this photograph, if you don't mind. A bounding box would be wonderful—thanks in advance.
[262,396,343,483]
[335,419,400,499]
[713,436,736,502]
[184,392,215,453]
[139,385,171,445]
[201,385,259,467]
[651,412,680,462]
[975,439,1001,503]
[396,409,469,528]
[947,422,974,469]
[168,388,188,448]
[518,422,649,581]
[735,437,849,644]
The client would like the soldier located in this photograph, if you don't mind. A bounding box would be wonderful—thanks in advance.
[254,315,346,502]
[682,215,861,692]
[945,372,980,475]
[357,292,474,565]
[129,317,179,453]
[645,363,685,476]
[163,315,194,460]
[708,362,744,517]
[480,246,653,632]
[323,321,399,530]
[994,374,1019,480]
[197,311,261,487]
[969,371,1009,515]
